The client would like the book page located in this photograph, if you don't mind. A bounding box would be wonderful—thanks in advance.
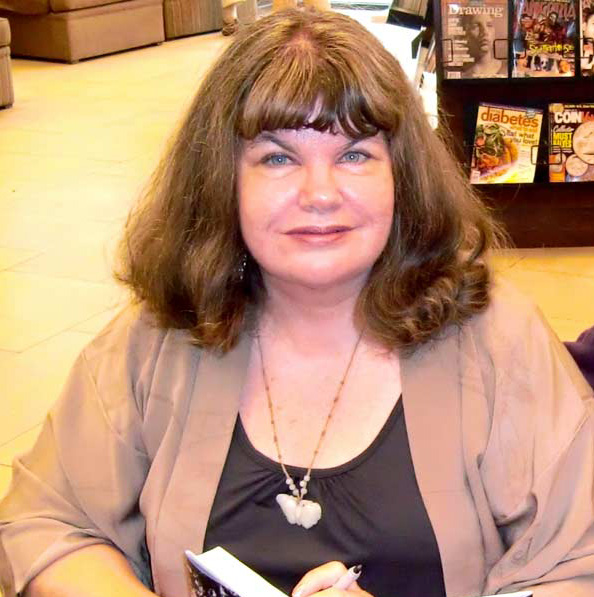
[186,547,288,597]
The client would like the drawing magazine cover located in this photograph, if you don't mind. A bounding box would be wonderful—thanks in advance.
[470,103,543,183]
[549,103,594,182]
[441,0,508,78]
[513,0,577,76]
[581,0,594,75]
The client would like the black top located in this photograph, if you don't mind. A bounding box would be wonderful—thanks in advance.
[204,399,446,597]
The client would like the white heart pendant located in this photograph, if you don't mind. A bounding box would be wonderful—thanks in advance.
[276,494,322,529]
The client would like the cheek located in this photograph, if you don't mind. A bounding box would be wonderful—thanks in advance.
[237,176,292,249]
[376,201,395,247]
[357,177,394,241]
[237,170,265,249]
[238,189,266,251]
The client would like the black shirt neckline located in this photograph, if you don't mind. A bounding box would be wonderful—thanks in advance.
[235,396,403,479]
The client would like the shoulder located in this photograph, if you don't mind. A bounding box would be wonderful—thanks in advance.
[459,275,592,406]
[77,303,203,424]
[82,302,198,368]
[83,302,167,358]
[404,277,543,369]
[462,275,550,353]
[456,275,591,405]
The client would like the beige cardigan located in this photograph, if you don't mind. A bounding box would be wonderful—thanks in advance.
[1,282,593,597]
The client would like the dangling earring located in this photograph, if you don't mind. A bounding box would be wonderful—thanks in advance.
[237,253,247,281]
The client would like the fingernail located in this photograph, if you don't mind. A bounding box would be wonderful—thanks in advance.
[292,586,303,597]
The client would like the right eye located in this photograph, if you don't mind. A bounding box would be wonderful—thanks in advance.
[262,153,292,166]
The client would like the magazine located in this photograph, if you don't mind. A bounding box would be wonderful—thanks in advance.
[549,103,594,182]
[470,103,543,184]
[440,0,508,79]
[581,0,594,75]
[512,0,577,77]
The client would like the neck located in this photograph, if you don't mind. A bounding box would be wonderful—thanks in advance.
[476,55,498,68]
[258,275,364,355]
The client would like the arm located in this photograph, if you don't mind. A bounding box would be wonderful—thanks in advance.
[477,293,594,595]
[25,544,156,597]
[0,308,162,597]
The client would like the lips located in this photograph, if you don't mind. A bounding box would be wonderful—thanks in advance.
[284,225,354,245]
[286,225,352,235]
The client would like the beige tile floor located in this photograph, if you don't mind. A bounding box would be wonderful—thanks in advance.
[0,15,593,506]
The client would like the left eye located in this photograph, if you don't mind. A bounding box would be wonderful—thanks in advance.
[341,151,367,163]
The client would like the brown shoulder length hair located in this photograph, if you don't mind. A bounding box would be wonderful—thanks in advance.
[115,8,506,354]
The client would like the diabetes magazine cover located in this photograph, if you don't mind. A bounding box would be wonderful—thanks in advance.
[512,0,577,76]
[470,103,543,183]
[581,0,594,75]
[549,103,594,182]
[441,0,508,78]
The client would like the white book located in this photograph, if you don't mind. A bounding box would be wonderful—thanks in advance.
[185,547,288,597]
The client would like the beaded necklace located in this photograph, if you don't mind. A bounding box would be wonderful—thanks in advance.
[256,332,364,529]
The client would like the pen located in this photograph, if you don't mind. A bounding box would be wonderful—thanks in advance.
[332,564,363,590]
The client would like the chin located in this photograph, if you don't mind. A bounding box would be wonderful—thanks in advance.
[277,265,372,292]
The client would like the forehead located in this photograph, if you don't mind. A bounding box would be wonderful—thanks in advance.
[468,14,492,24]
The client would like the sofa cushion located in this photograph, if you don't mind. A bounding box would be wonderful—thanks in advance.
[0,0,50,15]
[50,0,127,11]
[0,17,10,45]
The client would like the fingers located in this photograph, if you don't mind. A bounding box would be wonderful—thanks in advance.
[307,582,370,597]
[292,561,347,597]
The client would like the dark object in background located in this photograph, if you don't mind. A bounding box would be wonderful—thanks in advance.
[387,0,432,29]
[566,326,594,390]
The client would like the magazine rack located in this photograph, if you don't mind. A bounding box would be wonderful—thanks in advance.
[433,0,594,247]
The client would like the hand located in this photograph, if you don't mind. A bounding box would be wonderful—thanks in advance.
[292,561,374,597]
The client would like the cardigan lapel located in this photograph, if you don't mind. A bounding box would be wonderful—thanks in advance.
[401,329,488,597]
[152,334,251,597]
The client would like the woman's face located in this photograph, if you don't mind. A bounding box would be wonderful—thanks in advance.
[237,127,394,293]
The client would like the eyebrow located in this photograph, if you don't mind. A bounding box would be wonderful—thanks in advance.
[246,131,376,152]
[247,131,294,153]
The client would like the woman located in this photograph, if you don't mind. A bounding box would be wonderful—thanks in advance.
[1,9,594,597]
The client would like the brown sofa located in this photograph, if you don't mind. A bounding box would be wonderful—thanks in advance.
[0,0,165,63]
[0,17,13,107]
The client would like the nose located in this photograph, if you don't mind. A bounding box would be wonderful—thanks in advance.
[299,163,342,213]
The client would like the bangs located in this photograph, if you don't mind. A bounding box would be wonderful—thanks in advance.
[237,41,400,140]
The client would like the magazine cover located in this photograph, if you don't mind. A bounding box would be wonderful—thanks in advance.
[581,0,594,75]
[549,103,594,182]
[470,103,543,183]
[513,0,577,76]
[441,0,508,78]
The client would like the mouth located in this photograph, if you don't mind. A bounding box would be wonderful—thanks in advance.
[285,225,354,244]
[287,225,353,235]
